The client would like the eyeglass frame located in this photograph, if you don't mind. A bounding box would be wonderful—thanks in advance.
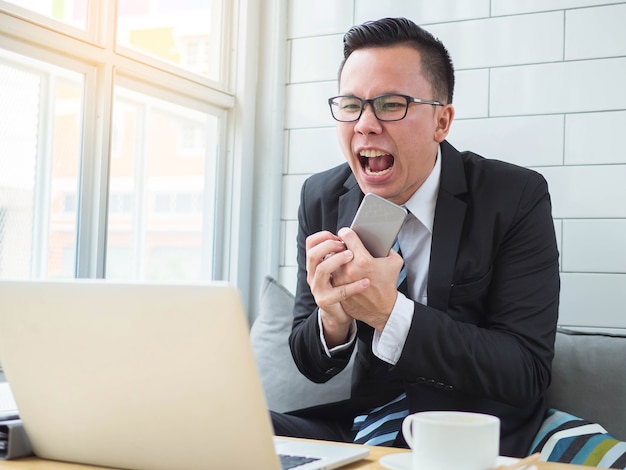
[327,93,445,122]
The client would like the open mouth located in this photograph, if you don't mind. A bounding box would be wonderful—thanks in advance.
[360,149,395,176]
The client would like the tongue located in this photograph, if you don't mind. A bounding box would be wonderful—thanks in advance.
[367,155,394,172]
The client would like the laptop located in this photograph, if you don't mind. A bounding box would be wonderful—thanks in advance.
[0,280,368,469]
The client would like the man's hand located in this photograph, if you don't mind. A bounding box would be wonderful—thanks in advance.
[305,231,369,347]
[306,228,404,346]
[332,227,404,331]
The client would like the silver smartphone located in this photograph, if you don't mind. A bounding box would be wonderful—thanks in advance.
[349,193,408,257]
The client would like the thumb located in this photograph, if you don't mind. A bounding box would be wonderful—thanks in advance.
[338,227,371,258]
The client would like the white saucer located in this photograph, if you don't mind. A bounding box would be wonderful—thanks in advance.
[379,453,524,470]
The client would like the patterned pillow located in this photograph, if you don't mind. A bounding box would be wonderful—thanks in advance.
[530,409,626,468]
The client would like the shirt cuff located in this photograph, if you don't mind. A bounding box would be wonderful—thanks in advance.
[318,309,357,358]
[372,293,414,365]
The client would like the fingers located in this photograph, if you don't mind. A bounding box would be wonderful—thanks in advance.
[316,278,370,311]
[306,232,345,265]
[311,249,354,290]
[305,231,342,251]
[306,229,404,333]
[305,229,381,310]
[337,227,369,257]
[305,232,346,284]
[304,230,371,309]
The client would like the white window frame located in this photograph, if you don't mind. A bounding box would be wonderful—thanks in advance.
[0,0,262,307]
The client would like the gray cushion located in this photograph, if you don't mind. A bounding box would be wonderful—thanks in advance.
[250,276,352,413]
[546,328,626,441]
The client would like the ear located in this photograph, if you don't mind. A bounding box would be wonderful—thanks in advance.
[434,104,455,143]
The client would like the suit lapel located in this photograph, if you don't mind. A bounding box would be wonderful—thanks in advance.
[428,141,468,312]
[338,173,363,229]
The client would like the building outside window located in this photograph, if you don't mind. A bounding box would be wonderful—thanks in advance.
[0,0,241,282]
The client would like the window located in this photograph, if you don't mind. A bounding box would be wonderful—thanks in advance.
[116,0,223,82]
[0,49,83,279]
[106,85,220,281]
[4,0,89,30]
[0,0,242,283]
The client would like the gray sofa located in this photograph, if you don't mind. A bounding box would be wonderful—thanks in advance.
[251,276,626,453]
[545,328,626,441]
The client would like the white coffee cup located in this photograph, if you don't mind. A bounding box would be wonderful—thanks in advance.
[402,411,500,470]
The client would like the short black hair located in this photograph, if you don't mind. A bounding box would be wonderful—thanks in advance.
[339,17,455,104]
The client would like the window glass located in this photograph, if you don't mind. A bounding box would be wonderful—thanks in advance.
[0,49,83,279]
[106,87,219,281]
[116,0,222,82]
[0,0,236,283]
[4,0,89,30]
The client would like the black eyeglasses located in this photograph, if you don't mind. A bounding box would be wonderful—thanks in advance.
[328,94,444,122]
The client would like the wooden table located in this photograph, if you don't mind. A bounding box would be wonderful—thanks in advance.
[0,441,588,469]
[341,445,587,469]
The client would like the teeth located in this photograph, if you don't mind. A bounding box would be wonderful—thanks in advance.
[360,149,388,158]
[364,165,392,176]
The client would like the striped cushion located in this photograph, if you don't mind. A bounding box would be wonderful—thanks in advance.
[530,409,626,468]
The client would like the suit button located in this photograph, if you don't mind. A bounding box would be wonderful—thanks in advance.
[416,377,426,384]
[427,379,436,386]
[435,382,444,389]
[444,385,454,391]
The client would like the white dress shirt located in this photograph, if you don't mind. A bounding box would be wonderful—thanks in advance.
[320,147,442,364]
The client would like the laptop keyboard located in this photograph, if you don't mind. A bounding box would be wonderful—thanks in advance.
[279,453,321,469]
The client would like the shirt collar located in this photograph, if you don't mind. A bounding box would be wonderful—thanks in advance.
[403,146,441,234]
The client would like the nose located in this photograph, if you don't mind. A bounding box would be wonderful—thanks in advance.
[354,103,383,135]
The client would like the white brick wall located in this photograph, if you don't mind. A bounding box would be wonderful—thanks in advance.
[279,0,626,329]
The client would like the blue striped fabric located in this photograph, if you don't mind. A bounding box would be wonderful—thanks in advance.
[530,409,626,468]
[352,393,409,446]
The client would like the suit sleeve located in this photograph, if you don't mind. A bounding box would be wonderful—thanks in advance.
[288,177,356,383]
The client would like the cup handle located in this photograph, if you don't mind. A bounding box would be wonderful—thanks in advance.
[401,415,414,450]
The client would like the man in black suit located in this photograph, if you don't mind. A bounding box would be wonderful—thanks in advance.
[271,17,560,458]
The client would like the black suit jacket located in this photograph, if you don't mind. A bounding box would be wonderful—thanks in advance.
[288,140,560,457]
